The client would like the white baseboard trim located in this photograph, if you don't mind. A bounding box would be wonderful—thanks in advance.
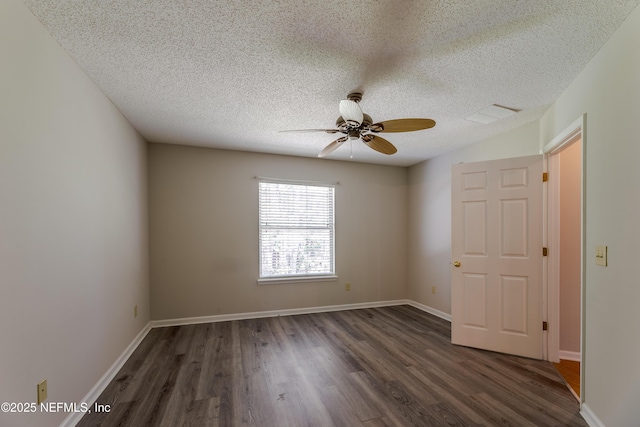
[407,300,452,322]
[60,322,152,427]
[558,350,581,362]
[150,299,409,328]
[580,403,605,427]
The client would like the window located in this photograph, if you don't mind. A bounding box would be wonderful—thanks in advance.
[258,180,335,282]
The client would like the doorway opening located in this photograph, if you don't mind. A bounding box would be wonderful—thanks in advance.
[544,115,585,403]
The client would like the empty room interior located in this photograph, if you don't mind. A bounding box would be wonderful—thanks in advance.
[2,1,640,426]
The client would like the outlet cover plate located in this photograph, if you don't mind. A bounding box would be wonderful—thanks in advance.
[37,379,47,404]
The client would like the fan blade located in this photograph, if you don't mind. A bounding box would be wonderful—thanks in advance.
[339,99,363,125]
[361,134,397,155]
[318,136,348,158]
[371,118,436,133]
[280,129,341,134]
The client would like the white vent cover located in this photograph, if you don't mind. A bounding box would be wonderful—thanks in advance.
[466,104,518,124]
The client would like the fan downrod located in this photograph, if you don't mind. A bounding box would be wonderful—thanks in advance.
[346,91,363,103]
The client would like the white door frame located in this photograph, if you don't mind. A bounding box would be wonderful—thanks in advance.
[542,114,586,404]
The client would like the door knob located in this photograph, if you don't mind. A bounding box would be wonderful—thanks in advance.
[453,261,461,267]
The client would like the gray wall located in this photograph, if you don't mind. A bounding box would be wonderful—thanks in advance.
[149,144,408,320]
[540,4,640,425]
[0,1,149,426]
[407,120,540,313]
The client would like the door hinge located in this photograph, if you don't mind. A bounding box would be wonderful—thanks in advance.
[542,247,548,256]
[543,321,548,331]
[542,172,548,182]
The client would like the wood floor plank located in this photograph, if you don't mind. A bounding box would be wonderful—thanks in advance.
[128,353,183,425]
[270,317,337,426]
[265,381,313,427]
[177,397,220,426]
[348,370,420,427]
[361,416,395,426]
[405,365,492,426]
[312,346,383,422]
[78,306,588,426]
[317,384,366,427]
[468,392,539,427]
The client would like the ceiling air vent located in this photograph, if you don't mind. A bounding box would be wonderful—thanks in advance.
[466,104,519,124]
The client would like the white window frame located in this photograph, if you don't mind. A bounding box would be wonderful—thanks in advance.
[257,178,337,284]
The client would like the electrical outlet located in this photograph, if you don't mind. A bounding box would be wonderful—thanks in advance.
[134,305,138,318]
[37,379,47,404]
[345,282,351,291]
[595,245,607,266]
[431,286,436,294]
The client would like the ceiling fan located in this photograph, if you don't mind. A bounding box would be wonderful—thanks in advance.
[281,92,436,158]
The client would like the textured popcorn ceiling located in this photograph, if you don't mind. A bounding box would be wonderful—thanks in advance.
[23,0,640,166]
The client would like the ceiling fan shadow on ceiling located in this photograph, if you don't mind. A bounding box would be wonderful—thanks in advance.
[280,92,436,158]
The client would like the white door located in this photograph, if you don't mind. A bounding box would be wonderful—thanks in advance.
[451,155,543,359]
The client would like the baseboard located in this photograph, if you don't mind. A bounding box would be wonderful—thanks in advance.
[558,350,581,362]
[407,300,452,322]
[580,403,605,427]
[150,299,409,328]
[60,322,152,427]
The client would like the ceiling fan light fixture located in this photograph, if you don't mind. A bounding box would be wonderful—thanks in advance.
[339,99,363,126]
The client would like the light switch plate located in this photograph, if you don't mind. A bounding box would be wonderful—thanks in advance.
[595,245,607,266]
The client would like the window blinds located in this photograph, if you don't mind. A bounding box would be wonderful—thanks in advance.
[259,181,335,278]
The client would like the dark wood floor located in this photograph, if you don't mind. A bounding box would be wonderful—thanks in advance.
[79,305,587,426]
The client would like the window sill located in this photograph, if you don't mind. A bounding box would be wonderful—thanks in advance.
[257,275,338,285]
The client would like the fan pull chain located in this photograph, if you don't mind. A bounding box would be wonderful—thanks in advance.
[350,140,353,158]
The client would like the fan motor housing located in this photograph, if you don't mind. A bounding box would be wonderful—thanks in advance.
[336,114,372,131]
